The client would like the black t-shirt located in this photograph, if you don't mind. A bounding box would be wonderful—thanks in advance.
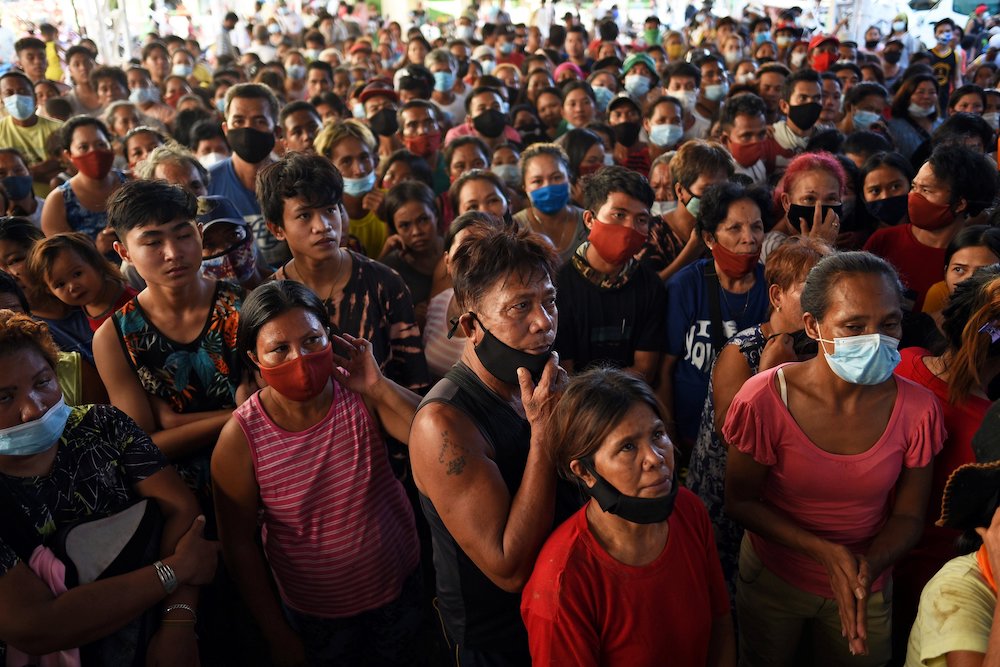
[554,260,668,370]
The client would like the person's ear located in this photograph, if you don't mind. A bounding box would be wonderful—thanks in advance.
[778,98,789,116]
[582,207,595,230]
[266,219,286,241]
[113,239,129,263]
[221,121,229,133]
[780,190,791,214]
[701,230,715,248]
[642,117,651,133]
[803,311,821,340]
[569,459,596,488]
[272,123,283,139]
[768,283,783,312]
[955,196,968,216]
[674,181,685,203]
[458,311,477,339]
[720,131,730,147]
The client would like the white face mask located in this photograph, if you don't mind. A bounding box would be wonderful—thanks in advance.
[650,200,677,216]
[667,89,697,114]
[199,152,228,168]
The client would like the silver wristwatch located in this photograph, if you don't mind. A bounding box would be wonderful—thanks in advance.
[153,560,178,594]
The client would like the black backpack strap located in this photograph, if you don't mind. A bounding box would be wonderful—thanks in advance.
[702,261,726,355]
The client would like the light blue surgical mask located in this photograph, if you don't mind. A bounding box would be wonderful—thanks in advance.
[352,102,366,119]
[480,59,496,75]
[624,73,651,98]
[650,200,677,216]
[685,193,701,218]
[817,327,901,385]
[433,70,455,92]
[0,398,71,456]
[215,97,227,113]
[592,85,615,112]
[3,94,35,121]
[130,86,160,105]
[491,163,520,187]
[704,82,729,102]
[649,123,683,147]
[343,171,376,197]
[287,64,306,80]
[172,63,193,77]
[529,182,570,214]
[853,109,881,130]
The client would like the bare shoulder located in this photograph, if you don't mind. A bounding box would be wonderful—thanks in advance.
[410,401,494,492]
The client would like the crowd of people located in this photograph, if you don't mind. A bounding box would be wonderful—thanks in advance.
[5,0,1000,665]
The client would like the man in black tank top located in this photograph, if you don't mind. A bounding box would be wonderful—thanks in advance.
[410,221,570,666]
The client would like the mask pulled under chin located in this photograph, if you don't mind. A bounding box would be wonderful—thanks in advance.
[582,460,679,524]
[451,313,551,385]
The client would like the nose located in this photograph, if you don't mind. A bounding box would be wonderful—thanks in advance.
[20,394,48,424]
[530,302,555,335]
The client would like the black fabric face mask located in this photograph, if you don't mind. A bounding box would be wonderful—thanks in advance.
[582,460,679,524]
[787,203,843,228]
[473,109,508,138]
[790,329,819,356]
[226,127,276,164]
[866,194,908,225]
[884,51,902,64]
[369,107,399,137]
[865,39,879,49]
[450,312,551,385]
[612,121,641,147]
[787,102,822,131]
[457,58,470,79]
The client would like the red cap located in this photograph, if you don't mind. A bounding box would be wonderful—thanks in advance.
[349,41,373,54]
[977,4,988,13]
[359,80,398,104]
[808,33,839,51]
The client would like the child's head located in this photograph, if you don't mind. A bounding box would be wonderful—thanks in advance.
[26,232,122,308]
[256,152,345,262]
[106,179,202,284]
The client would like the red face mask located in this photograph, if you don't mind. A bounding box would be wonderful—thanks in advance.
[711,240,761,279]
[403,131,442,158]
[70,149,115,180]
[907,190,954,231]
[812,51,837,72]
[164,91,183,108]
[577,162,602,177]
[588,218,647,266]
[729,139,764,168]
[258,344,333,402]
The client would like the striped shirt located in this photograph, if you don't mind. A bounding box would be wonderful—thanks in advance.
[234,383,419,618]
[423,289,466,382]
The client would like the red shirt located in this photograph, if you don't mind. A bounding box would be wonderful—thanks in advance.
[894,347,990,582]
[89,284,139,332]
[863,225,947,312]
[521,489,729,667]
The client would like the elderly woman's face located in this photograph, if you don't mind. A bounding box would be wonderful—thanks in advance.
[573,401,675,499]
[707,198,765,256]
[154,160,208,198]
[0,346,62,432]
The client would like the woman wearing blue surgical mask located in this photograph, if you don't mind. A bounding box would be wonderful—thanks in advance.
[838,82,889,135]
[0,310,219,665]
[725,251,943,667]
[513,142,588,267]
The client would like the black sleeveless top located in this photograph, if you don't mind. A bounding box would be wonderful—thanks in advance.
[418,362,531,654]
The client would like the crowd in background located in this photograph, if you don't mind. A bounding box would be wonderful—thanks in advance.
[4,1,1000,665]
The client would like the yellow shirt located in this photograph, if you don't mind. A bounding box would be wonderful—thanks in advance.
[905,552,995,666]
[44,41,64,81]
[349,208,389,259]
[922,280,949,313]
[0,115,62,197]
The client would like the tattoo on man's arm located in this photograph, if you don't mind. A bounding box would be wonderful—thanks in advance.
[438,429,467,475]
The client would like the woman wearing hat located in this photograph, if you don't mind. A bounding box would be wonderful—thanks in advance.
[905,421,1000,666]
[621,52,660,108]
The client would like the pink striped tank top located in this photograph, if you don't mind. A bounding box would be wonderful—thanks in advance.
[233,382,419,618]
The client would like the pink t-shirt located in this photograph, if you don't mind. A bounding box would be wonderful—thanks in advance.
[722,365,945,598]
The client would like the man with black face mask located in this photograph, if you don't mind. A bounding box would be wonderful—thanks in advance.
[444,86,522,151]
[360,81,403,161]
[208,83,288,266]
[765,68,824,169]
[410,223,580,667]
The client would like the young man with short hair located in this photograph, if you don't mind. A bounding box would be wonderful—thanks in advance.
[208,82,286,266]
[554,165,666,383]
[94,179,244,505]
[14,37,46,82]
[720,93,771,186]
[64,44,102,115]
[278,100,321,153]
[258,151,429,391]
[766,68,824,167]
